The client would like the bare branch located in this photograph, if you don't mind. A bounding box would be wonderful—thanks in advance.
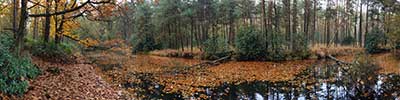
[28,0,45,9]
[28,0,111,17]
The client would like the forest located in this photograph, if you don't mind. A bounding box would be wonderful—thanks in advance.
[0,0,400,99]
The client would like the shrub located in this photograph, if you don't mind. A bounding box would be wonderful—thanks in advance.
[341,36,356,46]
[131,34,161,53]
[266,32,286,61]
[203,34,231,60]
[347,54,381,98]
[30,41,77,63]
[395,49,400,60]
[291,33,311,59]
[234,26,266,60]
[365,27,387,53]
[0,33,40,95]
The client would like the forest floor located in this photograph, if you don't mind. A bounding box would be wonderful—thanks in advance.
[1,41,399,99]
[0,56,123,99]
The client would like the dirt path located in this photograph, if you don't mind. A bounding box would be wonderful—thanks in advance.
[15,57,123,100]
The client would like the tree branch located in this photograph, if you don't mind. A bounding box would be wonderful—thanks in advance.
[28,0,111,17]
[28,0,46,9]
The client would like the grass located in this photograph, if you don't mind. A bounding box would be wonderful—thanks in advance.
[149,47,202,59]
[311,44,365,57]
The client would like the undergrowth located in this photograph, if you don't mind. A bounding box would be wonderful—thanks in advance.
[0,33,40,95]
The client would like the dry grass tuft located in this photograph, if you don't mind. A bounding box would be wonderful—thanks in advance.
[311,44,364,57]
[149,48,202,59]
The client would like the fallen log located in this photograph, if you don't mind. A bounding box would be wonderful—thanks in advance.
[190,55,231,67]
[327,55,352,65]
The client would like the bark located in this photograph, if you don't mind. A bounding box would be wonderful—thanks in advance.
[33,16,38,39]
[292,0,298,49]
[359,0,363,47]
[12,0,17,37]
[312,0,317,45]
[261,0,268,47]
[283,0,291,45]
[44,1,50,42]
[304,0,311,41]
[15,0,28,57]
[365,2,369,35]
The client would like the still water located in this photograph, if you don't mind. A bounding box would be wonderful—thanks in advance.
[124,59,400,100]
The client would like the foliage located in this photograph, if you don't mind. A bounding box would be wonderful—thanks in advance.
[131,3,161,53]
[290,33,311,60]
[29,40,77,63]
[265,32,310,61]
[266,32,287,61]
[365,27,387,53]
[0,33,40,95]
[131,34,160,53]
[347,53,381,98]
[385,15,400,49]
[349,54,381,82]
[341,36,356,46]
[203,34,231,60]
[234,26,266,61]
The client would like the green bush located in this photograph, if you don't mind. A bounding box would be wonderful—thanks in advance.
[365,27,387,53]
[234,26,267,60]
[0,33,40,95]
[396,42,400,49]
[266,32,287,61]
[264,32,310,61]
[341,36,356,46]
[290,33,311,59]
[30,40,77,63]
[131,34,161,53]
[203,34,231,60]
[347,54,381,98]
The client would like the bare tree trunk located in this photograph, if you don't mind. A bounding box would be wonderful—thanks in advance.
[12,0,17,37]
[33,16,38,39]
[358,0,363,47]
[365,2,369,35]
[15,0,28,57]
[312,0,317,45]
[261,0,268,48]
[44,0,51,42]
[304,0,311,42]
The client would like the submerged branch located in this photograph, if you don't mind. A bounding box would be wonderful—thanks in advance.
[190,55,231,67]
[327,55,352,65]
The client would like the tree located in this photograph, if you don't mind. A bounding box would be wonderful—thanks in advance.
[261,0,267,43]
[304,0,312,42]
[15,0,28,56]
[283,0,291,48]
[358,0,363,47]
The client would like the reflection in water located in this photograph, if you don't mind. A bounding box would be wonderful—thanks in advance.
[124,60,400,99]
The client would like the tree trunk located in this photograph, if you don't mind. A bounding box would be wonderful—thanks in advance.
[12,0,17,37]
[33,16,38,39]
[44,0,51,42]
[15,0,28,57]
[312,0,317,45]
[261,0,268,48]
[359,0,363,47]
[292,0,298,49]
[304,0,311,42]
[283,0,291,48]
[365,2,369,35]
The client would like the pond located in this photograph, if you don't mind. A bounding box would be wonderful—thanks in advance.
[123,59,400,100]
